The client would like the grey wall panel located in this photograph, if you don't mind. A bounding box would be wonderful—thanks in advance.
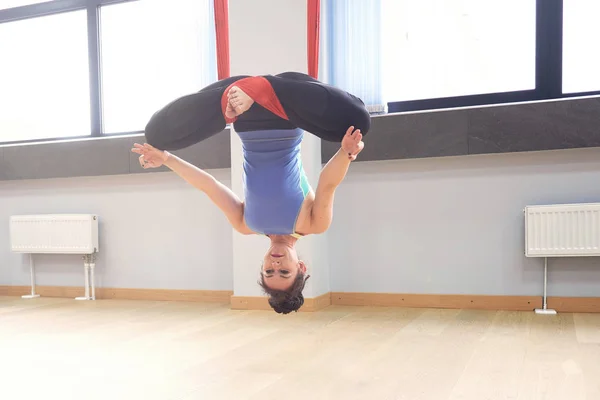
[322,95,600,163]
[321,109,469,162]
[2,136,131,180]
[468,97,600,154]
[0,147,6,180]
[128,130,231,174]
[0,129,232,182]
[3,97,600,181]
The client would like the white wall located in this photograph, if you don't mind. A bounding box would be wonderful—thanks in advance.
[227,0,331,298]
[228,0,307,77]
[0,170,233,290]
[3,145,600,298]
[328,147,600,297]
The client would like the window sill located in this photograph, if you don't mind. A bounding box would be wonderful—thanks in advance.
[0,129,231,182]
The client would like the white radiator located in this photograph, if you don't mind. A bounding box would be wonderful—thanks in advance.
[525,203,600,257]
[10,214,99,254]
[524,202,600,315]
[9,214,99,301]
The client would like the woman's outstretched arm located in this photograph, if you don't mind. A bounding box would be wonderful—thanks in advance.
[308,127,364,234]
[132,143,254,235]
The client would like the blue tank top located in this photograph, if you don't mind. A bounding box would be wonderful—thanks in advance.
[237,128,312,236]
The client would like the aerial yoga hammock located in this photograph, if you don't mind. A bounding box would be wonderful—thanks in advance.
[143,71,371,151]
[133,71,371,315]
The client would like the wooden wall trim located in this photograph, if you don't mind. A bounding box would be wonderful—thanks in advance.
[0,285,233,303]
[331,292,600,313]
[0,286,330,311]
[2,286,598,313]
[230,295,270,311]
[547,297,600,313]
[331,292,541,311]
[230,292,331,312]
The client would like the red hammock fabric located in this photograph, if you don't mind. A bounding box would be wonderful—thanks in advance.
[307,0,320,79]
[213,0,230,79]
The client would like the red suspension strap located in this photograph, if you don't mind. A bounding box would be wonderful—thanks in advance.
[213,0,230,79]
[307,0,320,79]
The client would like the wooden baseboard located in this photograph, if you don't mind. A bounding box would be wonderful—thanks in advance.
[231,292,331,312]
[0,285,232,303]
[2,285,597,313]
[547,297,600,313]
[331,292,542,311]
[310,292,332,311]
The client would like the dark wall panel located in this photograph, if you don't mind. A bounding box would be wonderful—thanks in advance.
[0,131,231,181]
[321,109,469,162]
[467,97,600,154]
[322,95,600,163]
[2,96,600,182]
[0,147,6,180]
[128,131,231,174]
[2,137,131,180]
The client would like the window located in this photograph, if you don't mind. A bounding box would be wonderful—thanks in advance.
[100,0,216,134]
[0,0,217,145]
[562,0,600,93]
[0,0,48,10]
[380,0,536,103]
[325,0,600,113]
[0,10,91,143]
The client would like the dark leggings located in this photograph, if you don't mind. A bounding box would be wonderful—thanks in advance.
[144,72,371,151]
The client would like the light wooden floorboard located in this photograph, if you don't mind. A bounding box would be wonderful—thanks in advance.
[1,296,599,400]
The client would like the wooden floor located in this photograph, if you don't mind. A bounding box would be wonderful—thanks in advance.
[1,297,599,400]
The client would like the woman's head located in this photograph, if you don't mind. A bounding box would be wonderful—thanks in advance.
[259,235,309,314]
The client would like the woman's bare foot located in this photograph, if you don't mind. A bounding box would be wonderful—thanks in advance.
[227,86,255,117]
[225,100,237,120]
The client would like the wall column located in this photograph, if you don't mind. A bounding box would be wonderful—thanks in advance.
[228,0,330,309]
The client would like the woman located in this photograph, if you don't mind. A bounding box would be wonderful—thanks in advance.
[132,72,370,314]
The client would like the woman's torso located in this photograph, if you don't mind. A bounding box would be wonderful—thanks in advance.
[238,128,314,236]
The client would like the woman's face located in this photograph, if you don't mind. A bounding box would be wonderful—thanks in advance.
[262,243,306,291]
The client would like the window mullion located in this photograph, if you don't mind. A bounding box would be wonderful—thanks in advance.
[535,0,563,99]
[87,2,102,136]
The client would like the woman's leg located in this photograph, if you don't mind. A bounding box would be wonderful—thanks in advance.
[264,72,371,142]
[144,75,247,151]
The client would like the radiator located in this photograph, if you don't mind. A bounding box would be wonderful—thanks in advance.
[524,202,600,315]
[9,214,99,301]
[10,214,99,254]
[525,203,600,257]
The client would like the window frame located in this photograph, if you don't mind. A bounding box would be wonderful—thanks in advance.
[0,0,136,145]
[386,0,600,113]
[0,0,217,146]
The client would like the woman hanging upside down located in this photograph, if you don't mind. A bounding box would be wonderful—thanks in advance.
[132,72,371,314]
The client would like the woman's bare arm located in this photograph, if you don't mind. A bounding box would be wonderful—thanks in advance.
[309,127,363,234]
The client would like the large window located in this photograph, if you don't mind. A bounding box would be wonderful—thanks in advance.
[381,0,536,103]
[382,0,600,111]
[0,10,91,143]
[0,0,216,145]
[0,1,47,9]
[562,0,600,93]
[324,0,600,114]
[101,0,215,133]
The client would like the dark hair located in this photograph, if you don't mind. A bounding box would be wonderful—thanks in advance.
[258,272,310,314]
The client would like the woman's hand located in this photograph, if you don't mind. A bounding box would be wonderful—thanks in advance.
[341,126,364,161]
[131,143,169,169]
